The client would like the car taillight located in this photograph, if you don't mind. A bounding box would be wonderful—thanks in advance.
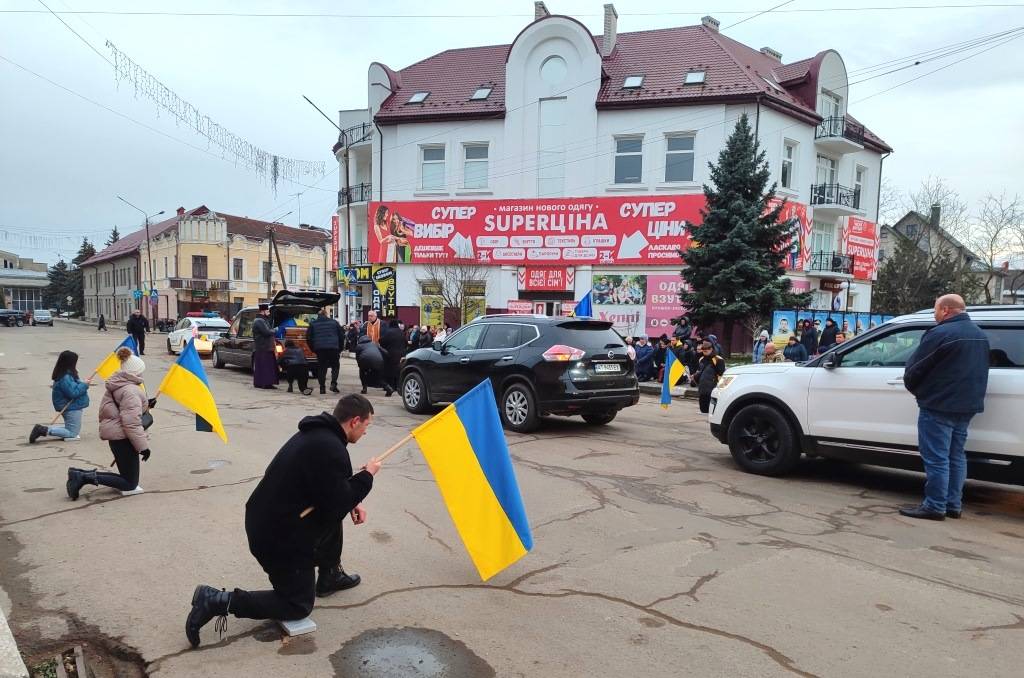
[275,344,284,354]
[543,344,585,362]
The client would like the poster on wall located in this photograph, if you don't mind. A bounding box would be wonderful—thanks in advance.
[370,266,396,319]
[769,198,811,271]
[367,196,705,265]
[506,300,533,315]
[771,310,797,348]
[645,274,686,336]
[517,266,574,291]
[421,295,444,328]
[331,215,340,270]
[855,313,872,336]
[870,314,884,329]
[591,273,646,336]
[813,310,832,331]
[845,217,879,280]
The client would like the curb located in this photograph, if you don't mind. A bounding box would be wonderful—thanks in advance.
[0,609,28,678]
[638,382,698,400]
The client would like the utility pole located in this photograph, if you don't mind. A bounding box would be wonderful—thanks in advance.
[290,191,304,225]
[117,196,163,326]
[267,211,292,301]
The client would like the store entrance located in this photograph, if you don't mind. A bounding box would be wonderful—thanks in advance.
[532,301,569,317]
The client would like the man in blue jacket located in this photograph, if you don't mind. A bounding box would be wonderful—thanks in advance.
[899,294,989,521]
[306,308,343,394]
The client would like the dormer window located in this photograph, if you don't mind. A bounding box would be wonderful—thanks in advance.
[684,71,706,85]
[470,86,492,100]
[622,75,644,89]
[407,91,429,104]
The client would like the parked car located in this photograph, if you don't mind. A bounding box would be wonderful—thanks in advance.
[167,316,231,355]
[708,306,1024,484]
[0,309,25,327]
[211,290,340,373]
[399,314,640,433]
[32,309,53,326]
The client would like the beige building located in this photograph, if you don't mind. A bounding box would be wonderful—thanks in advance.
[0,250,48,311]
[82,206,329,324]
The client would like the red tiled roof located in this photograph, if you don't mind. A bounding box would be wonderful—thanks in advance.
[374,19,891,152]
[81,206,327,268]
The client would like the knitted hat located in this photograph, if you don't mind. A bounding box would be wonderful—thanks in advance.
[121,354,146,377]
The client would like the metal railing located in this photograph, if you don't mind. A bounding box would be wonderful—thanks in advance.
[809,251,854,275]
[810,183,860,210]
[338,122,374,147]
[338,248,370,266]
[815,116,865,145]
[338,182,373,206]
[168,278,230,291]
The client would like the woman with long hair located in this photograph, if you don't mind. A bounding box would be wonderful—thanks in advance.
[66,347,152,500]
[29,351,92,443]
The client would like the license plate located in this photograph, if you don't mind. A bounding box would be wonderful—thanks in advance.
[595,363,621,373]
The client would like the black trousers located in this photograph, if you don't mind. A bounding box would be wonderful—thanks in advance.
[132,332,146,355]
[285,364,308,391]
[314,349,340,389]
[698,392,712,414]
[230,521,344,622]
[97,439,140,491]
[358,364,382,389]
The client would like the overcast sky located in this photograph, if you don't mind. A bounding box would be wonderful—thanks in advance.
[2,0,1022,265]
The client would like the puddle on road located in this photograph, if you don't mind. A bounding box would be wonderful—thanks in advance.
[330,627,494,678]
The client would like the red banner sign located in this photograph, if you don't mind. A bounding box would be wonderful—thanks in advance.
[845,217,878,280]
[768,198,810,271]
[331,215,340,270]
[506,300,533,314]
[367,196,705,265]
[517,266,574,291]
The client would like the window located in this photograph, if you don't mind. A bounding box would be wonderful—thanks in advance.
[232,258,243,280]
[811,220,835,254]
[818,89,842,119]
[983,327,1023,368]
[311,267,321,287]
[444,324,486,351]
[237,312,255,338]
[420,146,445,190]
[665,134,695,182]
[192,255,208,279]
[163,257,168,278]
[614,136,643,184]
[540,55,567,85]
[480,324,523,350]
[905,224,918,238]
[816,154,837,185]
[623,75,644,89]
[463,144,489,189]
[781,140,797,189]
[538,97,566,197]
[407,91,429,104]
[261,261,272,283]
[878,249,886,262]
[470,86,492,100]
[684,71,706,85]
[854,165,867,209]
[840,328,926,367]
[288,264,298,285]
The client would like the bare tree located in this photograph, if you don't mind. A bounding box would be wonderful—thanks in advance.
[416,262,493,327]
[967,193,1022,303]
[903,175,970,243]
[877,177,903,226]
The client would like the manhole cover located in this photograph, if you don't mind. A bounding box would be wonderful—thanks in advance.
[330,627,494,678]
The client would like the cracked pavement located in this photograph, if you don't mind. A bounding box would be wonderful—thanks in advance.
[2,322,1023,677]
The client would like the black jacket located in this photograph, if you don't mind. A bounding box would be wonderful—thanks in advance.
[800,327,819,355]
[379,326,407,364]
[904,313,990,414]
[126,315,149,335]
[279,346,306,367]
[695,353,726,395]
[819,324,838,349]
[306,315,343,351]
[252,316,275,353]
[783,343,808,362]
[345,327,359,351]
[354,334,386,370]
[245,413,373,571]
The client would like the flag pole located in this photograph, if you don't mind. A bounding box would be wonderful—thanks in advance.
[48,370,98,426]
[299,431,414,519]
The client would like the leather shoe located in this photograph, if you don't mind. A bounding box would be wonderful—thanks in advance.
[946,509,962,519]
[29,424,48,444]
[330,385,340,393]
[315,566,361,597]
[898,505,945,521]
[186,585,231,648]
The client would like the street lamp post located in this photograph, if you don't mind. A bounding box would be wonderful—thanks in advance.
[117,196,164,325]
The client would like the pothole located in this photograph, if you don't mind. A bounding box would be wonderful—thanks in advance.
[330,627,494,678]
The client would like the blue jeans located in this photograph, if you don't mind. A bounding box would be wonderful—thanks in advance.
[48,408,83,439]
[918,408,975,513]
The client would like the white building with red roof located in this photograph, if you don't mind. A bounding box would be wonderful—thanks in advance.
[333,3,891,334]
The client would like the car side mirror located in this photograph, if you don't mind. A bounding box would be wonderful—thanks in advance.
[822,354,839,369]
[433,340,444,353]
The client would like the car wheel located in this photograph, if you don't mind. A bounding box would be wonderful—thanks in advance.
[500,383,539,433]
[167,338,175,355]
[15,319,23,327]
[581,411,617,426]
[212,348,225,368]
[401,372,431,414]
[726,404,800,476]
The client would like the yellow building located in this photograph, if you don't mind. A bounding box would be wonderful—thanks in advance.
[83,205,329,323]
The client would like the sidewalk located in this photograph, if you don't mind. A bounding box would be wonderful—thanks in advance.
[0,610,27,678]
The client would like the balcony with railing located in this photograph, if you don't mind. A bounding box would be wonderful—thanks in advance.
[814,116,865,154]
[338,182,373,206]
[810,183,861,216]
[168,278,231,292]
[807,251,854,277]
[338,122,373,148]
[337,247,370,266]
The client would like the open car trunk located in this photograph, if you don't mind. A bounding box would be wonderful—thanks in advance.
[270,290,341,362]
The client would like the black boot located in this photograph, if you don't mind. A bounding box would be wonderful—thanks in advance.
[360,387,367,395]
[186,585,231,648]
[29,424,48,444]
[330,384,339,393]
[66,468,96,501]
[315,566,360,597]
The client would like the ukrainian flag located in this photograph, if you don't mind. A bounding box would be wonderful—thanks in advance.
[157,339,228,443]
[95,335,138,380]
[412,380,532,581]
[660,349,685,409]
[569,291,593,318]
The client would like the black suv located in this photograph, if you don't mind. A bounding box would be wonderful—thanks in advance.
[399,315,639,432]
[0,309,25,327]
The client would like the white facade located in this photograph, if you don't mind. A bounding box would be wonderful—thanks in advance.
[336,13,888,328]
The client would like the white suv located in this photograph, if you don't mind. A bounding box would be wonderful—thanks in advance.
[708,306,1024,484]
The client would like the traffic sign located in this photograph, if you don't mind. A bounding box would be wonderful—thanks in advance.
[150,289,159,299]
[132,289,143,300]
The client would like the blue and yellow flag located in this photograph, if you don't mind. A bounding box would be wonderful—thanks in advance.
[412,380,532,581]
[569,291,593,318]
[95,335,138,380]
[660,349,685,409]
[157,339,228,443]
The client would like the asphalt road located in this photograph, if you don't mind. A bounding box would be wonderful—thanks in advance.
[1,322,1023,677]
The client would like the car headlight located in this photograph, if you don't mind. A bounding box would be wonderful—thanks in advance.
[716,375,738,390]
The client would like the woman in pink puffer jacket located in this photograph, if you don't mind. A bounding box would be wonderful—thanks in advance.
[66,347,153,500]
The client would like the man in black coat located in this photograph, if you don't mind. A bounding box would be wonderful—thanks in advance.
[354,334,391,395]
[186,395,381,647]
[306,308,343,395]
[378,318,407,394]
[694,340,726,414]
[126,309,150,355]
[819,318,838,351]
[783,335,809,362]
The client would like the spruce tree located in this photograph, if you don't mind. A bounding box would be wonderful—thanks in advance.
[44,259,71,310]
[106,225,121,246]
[680,114,809,354]
[68,238,97,317]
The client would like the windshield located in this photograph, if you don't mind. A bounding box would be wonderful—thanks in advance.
[197,320,230,330]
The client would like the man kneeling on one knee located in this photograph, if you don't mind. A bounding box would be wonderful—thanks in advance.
[186,394,382,647]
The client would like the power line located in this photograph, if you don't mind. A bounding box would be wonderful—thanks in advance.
[34,0,112,65]
[722,0,796,29]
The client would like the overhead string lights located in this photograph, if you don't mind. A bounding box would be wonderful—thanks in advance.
[106,41,325,194]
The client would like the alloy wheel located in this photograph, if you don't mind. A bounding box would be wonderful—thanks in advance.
[737,417,780,463]
[504,390,530,426]
[404,378,421,408]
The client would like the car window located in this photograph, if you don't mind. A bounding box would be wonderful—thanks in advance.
[840,328,926,367]
[982,327,1023,368]
[479,324,522,350]
[237,313,255,338]
[445,324,486,351]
